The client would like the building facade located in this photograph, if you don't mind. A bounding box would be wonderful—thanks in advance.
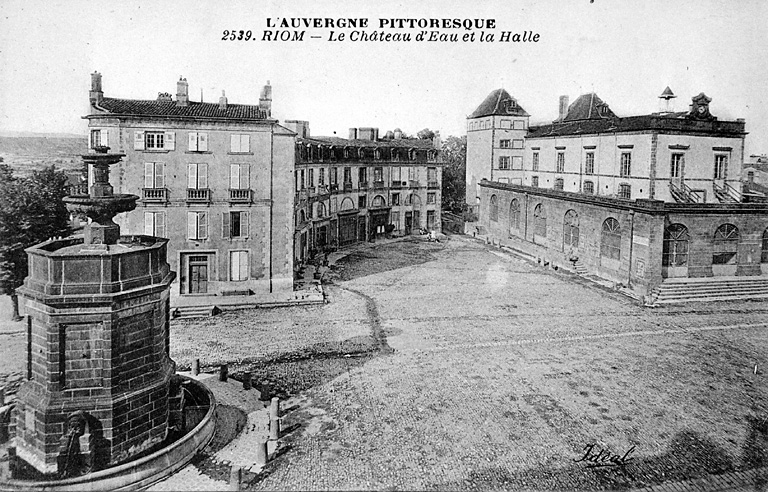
[286,122,443,264]
[469,87,768,297]
[84,73,295,307]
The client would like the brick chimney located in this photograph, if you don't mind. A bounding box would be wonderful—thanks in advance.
[349,128,358,140]
[259,80,272,116]
[219,90,228,110]
[176,77,189,107]
[558,95,569,120]
[89,71,103,105]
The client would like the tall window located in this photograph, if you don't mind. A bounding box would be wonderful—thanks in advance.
[531,176,539,188]
[331,167,338,184]
[671,153,684,178]
[532,152,540,171]
[319,168,326,186]
[90,129,102,148]
[230,163,249,190]
[144,211,166,237]
[358,195,367,208]
[358,167,368,185]
[556,152,565,173]
[618,183,631,199]
[509,199,520,233]
[563,210,579,249]
[343,167,352,183]
[374,167,384,182]
[427,167,437,182]
[427,192,436,204]
[600,218,621,260]
[188,132,208,151]
[391,211,401,231]
[762,228,768,263]
[427,210,436,230]
[585,152,595,175]
[714,155,728,179]
[620,153,632,177]
[392,167,402,184]
[663,224,690,267]
[583,181,594,194]
[533,204,546,238]
[499,156,511,170]
[188,163,208,189]
[490,195,498,222]
[230,134,250,153]
[187,212,208,240]
[144,162,165,189]
[229,250,249,281]
[713,223,739,265]
[224,211,249,238]
[308,168,315,187]
[300,169,305,189]
[554,178,564,190]
[392,193,400,206]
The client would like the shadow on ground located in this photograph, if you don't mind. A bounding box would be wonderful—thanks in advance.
[329,237,446,282]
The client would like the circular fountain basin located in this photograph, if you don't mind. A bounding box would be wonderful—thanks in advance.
[0,376,216,491]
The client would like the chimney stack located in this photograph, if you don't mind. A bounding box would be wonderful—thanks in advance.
[558,95,569,120]
[176,77,189,107]
[89,71,103,105]
[259,80,272,117]
[393,128,403,140]
[349,128,358,140]
[658,86,676,114]
[219,90,228,110]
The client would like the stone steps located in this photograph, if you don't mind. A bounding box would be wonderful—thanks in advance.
[651,277,768,305]
[173,305,217,319]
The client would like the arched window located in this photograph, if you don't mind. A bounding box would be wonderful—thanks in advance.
[601,218,621,260]
[372,195,386,208]
[554,178,564,190]
[563,210,579,249]
[490,195,498,222]
[533,204,546,237]
[392,149,399,161]
[762,228,768,263]
[713,223,739,265]
[663,223,690,266]
[316,202,326,218]
[358,147,366,159]
[340,197,355,211]
[509,199,520,233]
[344,147,351,159]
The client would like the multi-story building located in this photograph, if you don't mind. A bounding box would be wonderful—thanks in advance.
[84,72,295,307]
[286,122,442,263]
[469,86,768,300]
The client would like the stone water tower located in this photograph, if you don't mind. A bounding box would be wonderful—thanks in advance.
[12,148,176,475]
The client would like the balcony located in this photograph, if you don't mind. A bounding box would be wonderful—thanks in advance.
[373,180,385,190]
[343,182,353,192]
[316,185,330,196]
[409,180,420,188]
[143,188,168,202]
[427,181,439,189]
[330,183,339,194]
[68,183,89,196]
[187,188,211,202]
[359,182,369,190]
[390,181,403,189]
[229,188,252,203]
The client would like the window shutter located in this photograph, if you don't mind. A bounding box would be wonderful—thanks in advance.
[156,212,166,237]
[199,163,208,189]
[199,133,208,151]
[134,131,145,150]
[156,163,165,188]
[230,252,239,281]
[230,164,239,189]
[240,251,249,280]
[144,163,154,188]
[164,132,175,150]
[187,212,196,239]
[243,212,249,237]
[188,132,197,151]
[144,212,154,235]
[199,212,208,239]
[242,135,250,153]
[230,134,239,153]
[243,164,250,189]
[102,130,109,148]
[188,163,197,189]
[223,211,231,239]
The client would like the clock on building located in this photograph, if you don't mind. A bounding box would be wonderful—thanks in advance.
[690,92,713,120]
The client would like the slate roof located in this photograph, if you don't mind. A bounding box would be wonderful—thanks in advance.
[88,97,270,120]
[560,93,616,121]
[468,89,529,119]
[300,136,436,149]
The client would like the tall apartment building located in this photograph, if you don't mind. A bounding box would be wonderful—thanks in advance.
[469,86,768,300]
[286,122,442,263]
[84,72,295,307]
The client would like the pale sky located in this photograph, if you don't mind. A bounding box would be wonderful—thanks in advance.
[1,0,766,155]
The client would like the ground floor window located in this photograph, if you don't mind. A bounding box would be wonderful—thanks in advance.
[427,210,436,230]
[563,210,579,249]
[533,204,546,238]
[662,223,690,266]
[230,250,249,281]
[713,223,739,265]
[601,218,621,260]
[391,211,400,231]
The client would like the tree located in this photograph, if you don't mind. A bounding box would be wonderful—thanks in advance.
[440,135,467,214]
[0,163,71,320]
[417,128,435,140]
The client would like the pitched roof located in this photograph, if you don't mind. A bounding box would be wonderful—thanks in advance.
[468,89,529,119]
[660,86,676,98]
[88,97,270,121]
[560,93,616,121]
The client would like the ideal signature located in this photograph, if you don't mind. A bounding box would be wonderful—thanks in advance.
[574,444,636,468]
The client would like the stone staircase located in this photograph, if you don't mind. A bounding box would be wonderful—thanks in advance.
[573,260,588,275]
[649,276,768,305]
[172,305,218,319]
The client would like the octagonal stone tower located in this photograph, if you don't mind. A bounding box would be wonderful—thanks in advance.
[13,148,176,475]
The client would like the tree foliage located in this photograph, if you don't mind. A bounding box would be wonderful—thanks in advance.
[417,128,436,140]
[0,163,71,319]
[440,135,467,214]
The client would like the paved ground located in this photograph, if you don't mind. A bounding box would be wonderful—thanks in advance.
[3,235,768,490]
